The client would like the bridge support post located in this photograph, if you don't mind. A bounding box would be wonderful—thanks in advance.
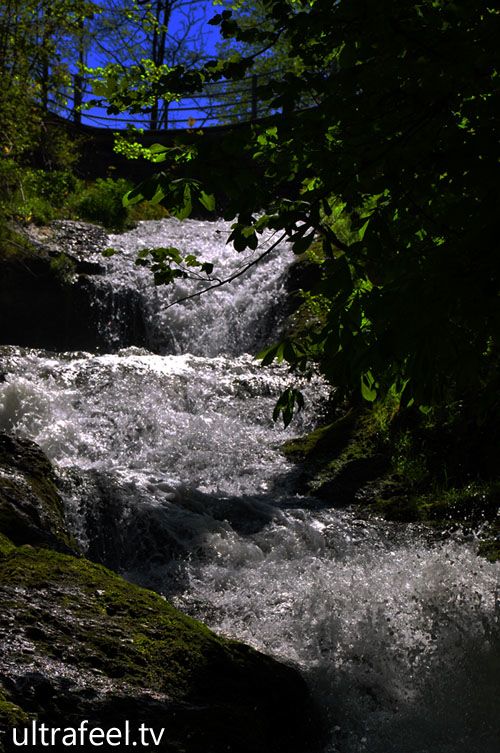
[251,75,258,121]
[73,73,83,125]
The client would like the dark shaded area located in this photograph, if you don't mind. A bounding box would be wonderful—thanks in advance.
[43,114,260,185]
[0,433,75,553]
[0,236,148,354]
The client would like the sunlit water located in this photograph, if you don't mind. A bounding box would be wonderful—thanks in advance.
[104,217,291,355]
[1,218,498,753]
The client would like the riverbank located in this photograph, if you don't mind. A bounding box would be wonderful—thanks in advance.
[282,402,500,562]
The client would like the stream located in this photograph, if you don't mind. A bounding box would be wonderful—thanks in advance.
[1,218,499,753]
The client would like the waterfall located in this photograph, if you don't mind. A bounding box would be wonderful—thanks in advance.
[104,217,291,355]
[0,218,498,753]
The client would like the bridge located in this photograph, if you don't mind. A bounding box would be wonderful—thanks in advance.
[47,70,280,132]
[43,71,288,181]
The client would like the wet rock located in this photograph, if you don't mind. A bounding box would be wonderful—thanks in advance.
[12,221,108,277]
[0,439,322,752]
[60,468,187,574]
[0,434,75,552]
[0,544,322,753]
[314,453,391,506]
[0,222,148,353]
[282,411,391,506]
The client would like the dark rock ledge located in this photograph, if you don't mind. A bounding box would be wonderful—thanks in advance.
[0,434,323,753]
[0,221,148,353]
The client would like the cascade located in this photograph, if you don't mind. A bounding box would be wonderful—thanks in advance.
[105,217,291,355]
[0,218,498,753]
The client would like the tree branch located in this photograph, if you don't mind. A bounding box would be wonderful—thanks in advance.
[162,231,287,310]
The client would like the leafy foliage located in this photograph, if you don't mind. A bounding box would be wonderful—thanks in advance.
[0,0,97,152]
[272,386,304,428]
[95,0,500,421]
[0,0,97,232]
[73,177,133,230]
[0,160,82,225]
[123,170,215,220]
[134,245,214,285]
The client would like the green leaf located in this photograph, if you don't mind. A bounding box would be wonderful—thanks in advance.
[172,184,192,220]
[283,340,297,363]
[123,175,166,206]
[361,372,377,402]
[418,404,432,415]
[358,219,370,241]
[148,144,169,163]
[272,388,305,427]
[149,144,168,154]
[292,232,315,255]
[199,191,216,211]
[257,343,280,366]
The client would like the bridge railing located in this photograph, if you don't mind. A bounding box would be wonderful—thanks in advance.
[46,71,282,131]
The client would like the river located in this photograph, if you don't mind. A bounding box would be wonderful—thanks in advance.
[1,218,498,753]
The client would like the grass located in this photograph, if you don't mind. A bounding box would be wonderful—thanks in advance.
[1,165,168,234]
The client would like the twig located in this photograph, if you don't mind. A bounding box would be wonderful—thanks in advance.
[162,231,288,310]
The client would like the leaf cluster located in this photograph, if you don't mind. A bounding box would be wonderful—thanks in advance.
[134,245,214,285]
[97,0,500,422]
[123,166,215,219]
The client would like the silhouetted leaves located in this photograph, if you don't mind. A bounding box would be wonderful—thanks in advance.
[104,0,500,416]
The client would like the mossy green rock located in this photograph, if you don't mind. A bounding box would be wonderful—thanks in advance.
[283,406,499,565]
[283,411,389,505]
[478,531,500,563]
[0,542,320,753]
[0,434,75,552]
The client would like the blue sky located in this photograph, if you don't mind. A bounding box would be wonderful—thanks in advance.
[69,0,232,129]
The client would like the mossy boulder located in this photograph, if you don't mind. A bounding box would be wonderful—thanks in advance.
[283,410,389,505]
[370,482,500,527]
[283,404,500,564]
[0,542,321,753]
[0,689,28,729]
[478,530,500,563]
[0,434,75,552]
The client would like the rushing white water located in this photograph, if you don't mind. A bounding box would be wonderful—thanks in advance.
[1,218,498,753]
[105,217,291,355]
